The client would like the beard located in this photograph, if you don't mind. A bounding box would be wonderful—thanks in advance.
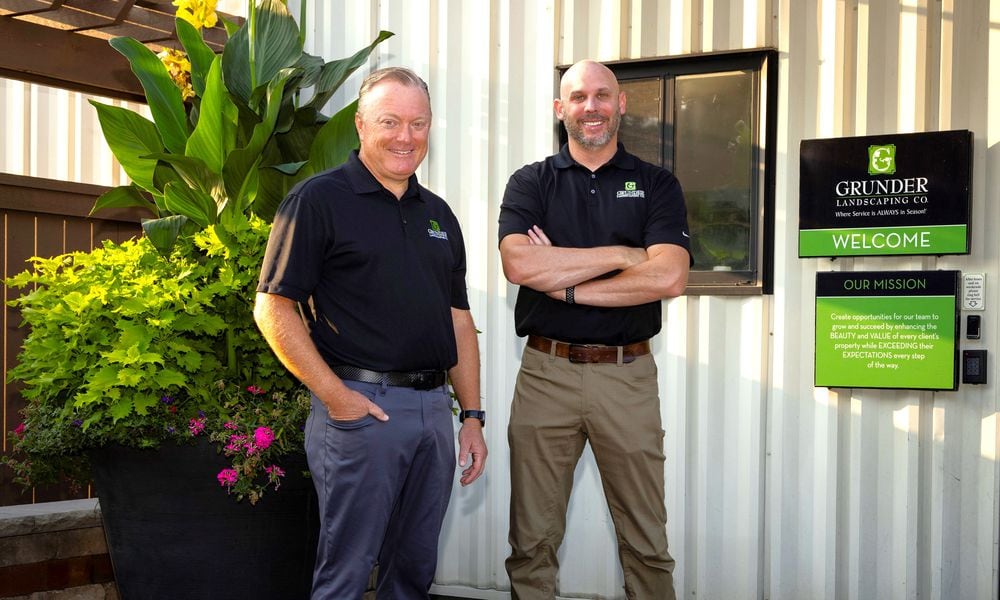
[564,110,621,150]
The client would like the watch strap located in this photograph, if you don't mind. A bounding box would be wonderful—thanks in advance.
[459,409,486,425]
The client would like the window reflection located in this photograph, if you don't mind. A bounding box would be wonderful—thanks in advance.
[674,71,753,272]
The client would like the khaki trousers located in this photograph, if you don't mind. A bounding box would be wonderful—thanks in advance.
[506,345,676,600]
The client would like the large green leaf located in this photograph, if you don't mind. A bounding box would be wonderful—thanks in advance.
[142,215,188,255]
[222,68,292,203]
[293,51,325,90]
[144,153,222,200]
[88,101,163,192]
[272,112,322,163]
[222,0,302,105]
[90,185,158,218]
[186,56,238,175]
[109,37,189,155]
[175,17,217,97]
[221,15,241,37]
[220,158,260,226]
[307,31,395,111]
[306,99,360,175]
[163,181,217,228]
[253,166,294,221]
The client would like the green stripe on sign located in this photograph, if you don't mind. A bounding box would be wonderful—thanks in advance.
[799,224,967,257]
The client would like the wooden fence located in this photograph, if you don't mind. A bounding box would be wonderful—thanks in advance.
[0,173,142,506]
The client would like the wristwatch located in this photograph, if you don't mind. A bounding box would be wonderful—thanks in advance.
[459,409,486,426]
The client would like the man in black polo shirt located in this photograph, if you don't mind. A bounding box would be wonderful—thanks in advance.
[498,59,691,600]
[255,67,487,600]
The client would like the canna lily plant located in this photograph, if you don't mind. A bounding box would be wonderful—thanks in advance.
[92,0,392,255]
[3,0,392,501]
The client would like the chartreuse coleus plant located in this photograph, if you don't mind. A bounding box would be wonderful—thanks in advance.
[3,218,294,491]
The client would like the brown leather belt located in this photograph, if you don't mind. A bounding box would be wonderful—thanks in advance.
[526,335,651,364]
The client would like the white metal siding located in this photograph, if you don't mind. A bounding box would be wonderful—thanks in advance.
[3,1,1000,598]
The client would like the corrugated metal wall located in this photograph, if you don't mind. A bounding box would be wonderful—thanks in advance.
[2,0,998,598]
[298,1,1000,598]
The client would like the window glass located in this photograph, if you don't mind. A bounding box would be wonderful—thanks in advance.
[673,71,753,272]
[597,50,776,293]
[618,78,662,166]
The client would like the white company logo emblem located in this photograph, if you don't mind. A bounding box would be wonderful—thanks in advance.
[616,181,645,198]
[428,219,449,240]
[868,144,896,175]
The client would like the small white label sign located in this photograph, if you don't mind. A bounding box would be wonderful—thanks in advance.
[963,273,985,310]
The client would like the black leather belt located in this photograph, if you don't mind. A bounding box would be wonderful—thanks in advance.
[526,335,651,364]
[332,365,447,390]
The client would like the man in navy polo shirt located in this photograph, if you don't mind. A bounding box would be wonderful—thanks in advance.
[255,67,487,600]
[498,59,692,599]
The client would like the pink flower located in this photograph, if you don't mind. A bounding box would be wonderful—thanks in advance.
[223,421,238,430]
[216,468,238,488]
[246,385,266,395]
[188,418,206,436]
[253,426,275,450]
[264,465,285,478]
[13,422,26,439]
[225,434,247,454]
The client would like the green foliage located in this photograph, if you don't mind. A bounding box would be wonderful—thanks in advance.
[3,218,298,486]
[5,1,393,501]
[90,0,393,255]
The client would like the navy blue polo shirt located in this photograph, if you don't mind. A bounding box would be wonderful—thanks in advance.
[498,143,691,346]
[257,151,469,372]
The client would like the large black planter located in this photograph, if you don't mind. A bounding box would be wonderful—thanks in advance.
[90,439,319,600]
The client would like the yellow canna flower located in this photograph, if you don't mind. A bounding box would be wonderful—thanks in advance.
[158,48,195,101]
[172,0,219,30]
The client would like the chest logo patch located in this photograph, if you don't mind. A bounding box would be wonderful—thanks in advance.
[427,219,449,240]
[617,181,645,198]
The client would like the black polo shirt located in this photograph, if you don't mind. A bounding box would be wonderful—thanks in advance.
[257,151,469,372]
[498,143,691,346]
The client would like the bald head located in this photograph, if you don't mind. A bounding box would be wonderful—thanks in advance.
[559,59,620,99]
[555,59,626,155]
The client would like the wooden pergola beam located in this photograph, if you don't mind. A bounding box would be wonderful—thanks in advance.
[0,17,146,102]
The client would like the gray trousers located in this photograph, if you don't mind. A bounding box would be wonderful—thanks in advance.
[305,380,456,600]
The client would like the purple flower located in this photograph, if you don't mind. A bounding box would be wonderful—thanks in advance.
[216,468,238,488]
[253,427,275,451]
[71,419,83,428]
[160,395,174,405]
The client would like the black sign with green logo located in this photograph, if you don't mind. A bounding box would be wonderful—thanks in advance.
[799,130,972,257]
[815,271,959,390]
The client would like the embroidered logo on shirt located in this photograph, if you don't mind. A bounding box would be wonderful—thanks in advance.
[427,219,449,240]
[617,181,645,198]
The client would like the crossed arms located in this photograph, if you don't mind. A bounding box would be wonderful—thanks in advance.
[499,224,689,306]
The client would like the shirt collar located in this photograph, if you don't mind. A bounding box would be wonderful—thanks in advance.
[553,142,636,172]
[344,150,423,201]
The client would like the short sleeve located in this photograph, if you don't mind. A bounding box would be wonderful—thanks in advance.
[644,169,693,263]
[256,193,328,302]
[498,165,543,243]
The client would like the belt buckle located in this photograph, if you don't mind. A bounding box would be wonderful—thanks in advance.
[567,344,600,363]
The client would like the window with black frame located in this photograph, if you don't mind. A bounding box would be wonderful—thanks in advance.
[563,50,777,294]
